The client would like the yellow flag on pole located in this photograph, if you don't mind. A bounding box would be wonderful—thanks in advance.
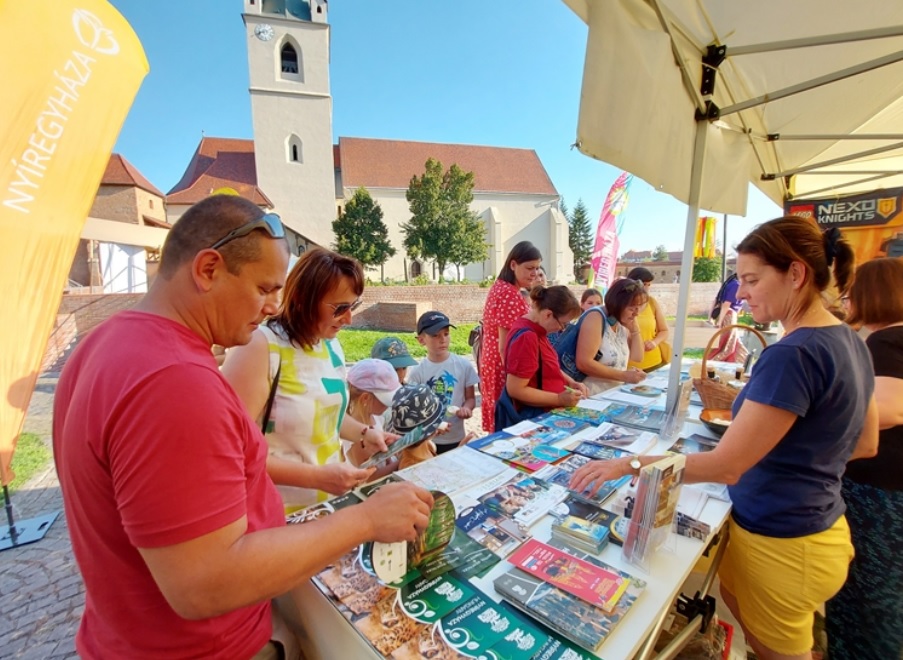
[0,1,148,485]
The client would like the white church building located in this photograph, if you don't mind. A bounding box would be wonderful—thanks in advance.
[166,0,572,283]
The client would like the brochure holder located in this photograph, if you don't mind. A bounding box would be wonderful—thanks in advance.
[660,380,693,441]
[622,455,685,572]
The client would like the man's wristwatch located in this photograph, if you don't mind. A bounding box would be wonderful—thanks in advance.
[629,457,642,476]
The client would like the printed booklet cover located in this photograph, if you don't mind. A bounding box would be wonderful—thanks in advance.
[493,555,645,654]
[507,539,629,612]
[455,502,527,558]
[468,422,575,472]
[605,404,667,432]
[571,422,658,454]
[534,453,630,507]
[370,491,497,585]
[477,475,568,526]
[668,433,719,455]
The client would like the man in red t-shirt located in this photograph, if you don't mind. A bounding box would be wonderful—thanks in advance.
[53,195,433,659]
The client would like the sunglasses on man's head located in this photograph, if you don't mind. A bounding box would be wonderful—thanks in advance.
[210,213,285,250]
[325,298,363,318]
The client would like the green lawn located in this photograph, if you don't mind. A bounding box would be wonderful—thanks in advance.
[338,324,477,363]
[8,432,51,493]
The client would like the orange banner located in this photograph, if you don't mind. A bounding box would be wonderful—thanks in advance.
[0,2,148,484]
[786,187,903,264]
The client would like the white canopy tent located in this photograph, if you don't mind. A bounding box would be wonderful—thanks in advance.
[562,0,903,406]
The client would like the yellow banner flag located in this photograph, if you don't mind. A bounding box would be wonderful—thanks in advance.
[0,1,148,484]
[704,216,717,258]
[694,217,705,257]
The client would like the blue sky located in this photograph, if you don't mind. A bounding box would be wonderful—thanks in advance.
[109,0,781,254]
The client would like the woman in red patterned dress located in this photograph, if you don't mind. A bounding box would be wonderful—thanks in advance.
[479,241,543,431]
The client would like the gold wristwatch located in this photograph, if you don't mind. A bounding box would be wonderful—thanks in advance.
[629,457,642,476]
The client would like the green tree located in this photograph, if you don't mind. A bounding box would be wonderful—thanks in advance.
[568,199,594,280]
[652,244,669,261]
[559,197,570,224]
[448,212,489,280]
[403,158,488,282]
[333,187,395,279]
[692,256,721,282]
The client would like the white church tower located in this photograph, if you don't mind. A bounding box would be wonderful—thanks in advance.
[243,0,335,250]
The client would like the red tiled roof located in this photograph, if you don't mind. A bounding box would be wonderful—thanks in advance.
[337,137,557,195]
[142,215,171,229]
[102,153,164,197]
[166,137,273,207]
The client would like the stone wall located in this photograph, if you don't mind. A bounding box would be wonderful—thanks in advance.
[57,293,143,337]
[53,283,722,340]
[351,282,721,330]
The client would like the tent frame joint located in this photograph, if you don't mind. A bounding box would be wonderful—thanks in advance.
[695,100,720,121]
[700,44,727,96]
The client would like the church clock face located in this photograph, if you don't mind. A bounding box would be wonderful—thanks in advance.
[254,23,275,41]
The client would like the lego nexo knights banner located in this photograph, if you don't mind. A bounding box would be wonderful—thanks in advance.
[785,187,903,262]
[0,1,147,485]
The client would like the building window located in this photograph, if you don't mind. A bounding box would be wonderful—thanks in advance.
[287,134,303,163]
[281,43,298,75]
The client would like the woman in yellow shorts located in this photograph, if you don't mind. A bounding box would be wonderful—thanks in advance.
[571,216,879,659]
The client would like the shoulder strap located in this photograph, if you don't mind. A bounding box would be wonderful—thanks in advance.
[260,359,281,434]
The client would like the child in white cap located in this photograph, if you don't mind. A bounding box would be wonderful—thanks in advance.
[346,359,402,476]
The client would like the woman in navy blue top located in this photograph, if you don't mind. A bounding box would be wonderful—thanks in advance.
[572,216,879,659]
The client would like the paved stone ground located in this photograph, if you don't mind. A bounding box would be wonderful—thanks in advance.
[2,373,81,660]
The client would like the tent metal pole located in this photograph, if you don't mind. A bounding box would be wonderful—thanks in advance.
[768,133,903,141]
[790,171,903,198]
[648,0,707,113]
[766,141,903,178]
[719,49,903,116]
[795,170,901,176]
[728,25,903,56]
[666,120,709,414]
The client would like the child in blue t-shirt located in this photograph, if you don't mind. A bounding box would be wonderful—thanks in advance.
[407,311,479,453]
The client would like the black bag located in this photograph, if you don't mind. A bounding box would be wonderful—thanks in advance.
[494,328,546,429]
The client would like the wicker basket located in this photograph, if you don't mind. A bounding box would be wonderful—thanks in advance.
[693,324,768,410]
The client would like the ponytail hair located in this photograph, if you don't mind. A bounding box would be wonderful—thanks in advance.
[736,215,854,294]
[529,285,580,318]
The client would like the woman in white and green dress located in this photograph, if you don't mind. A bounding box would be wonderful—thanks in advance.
[223,247,389,512]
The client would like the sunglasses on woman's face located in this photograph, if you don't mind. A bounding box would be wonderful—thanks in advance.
[325,298,363,318]
[209,213,285,250]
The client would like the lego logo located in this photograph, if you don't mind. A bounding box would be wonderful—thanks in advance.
[789,205,814,220]
[72,9,119,55]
